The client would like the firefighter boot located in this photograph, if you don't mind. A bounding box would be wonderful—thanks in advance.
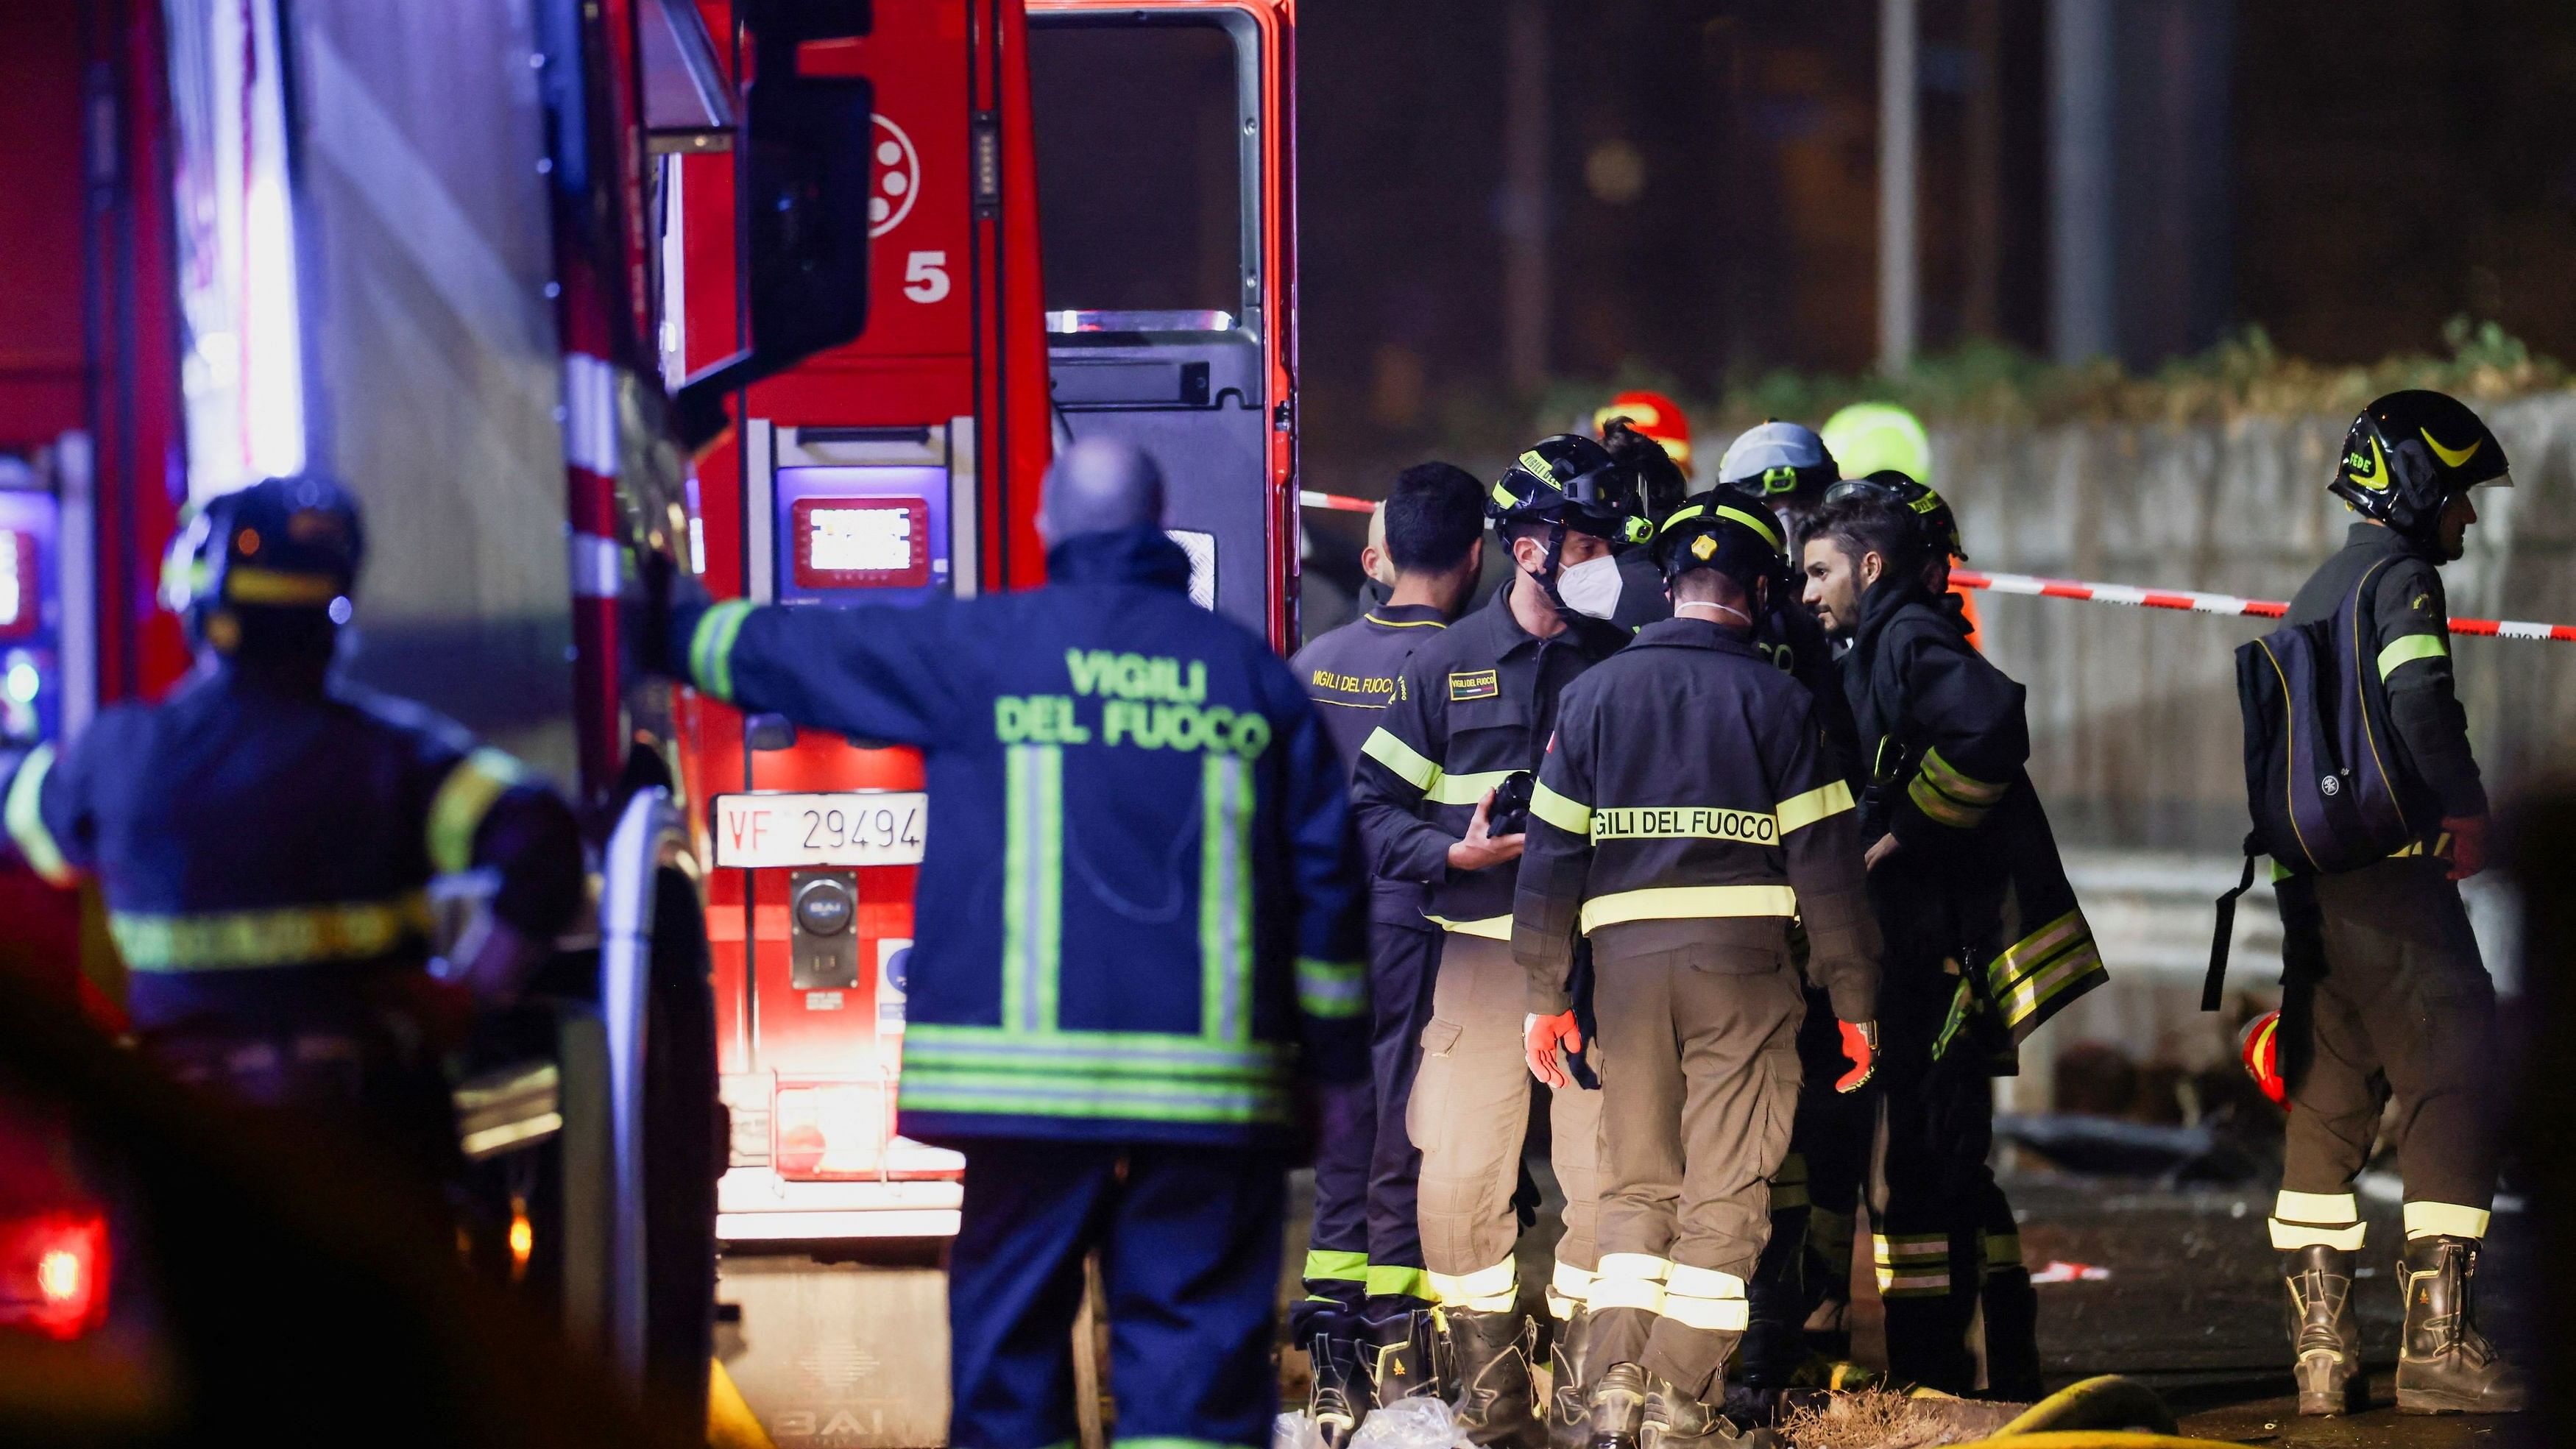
[2281,1246,2363,1416]
[1370,1310,1446,1405]
[1979,1264,2044,1403]
[1643,1371,1769,1449]
[2394,1236,2527,1414]
[1547,1311,1599,1449]
[1309,1331,1376,1448]
[1585,1362,1648,1449]
[1733,1225,1804,1412]
[1445,1309,1544,1449]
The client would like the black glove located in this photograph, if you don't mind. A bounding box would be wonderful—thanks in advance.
[623,546,711,681]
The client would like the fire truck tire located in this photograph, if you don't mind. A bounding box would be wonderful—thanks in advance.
[643,865,721,1430]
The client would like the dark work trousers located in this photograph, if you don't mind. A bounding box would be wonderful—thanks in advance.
[946,1138,1287,1449]
[1866,958,2003,1397]
[1295,919,1445,1340]
[1772,987,1876,1367]
[2276,860,2500,1220]
[1365,920,1443,1323]
[1590,940,1805,1402]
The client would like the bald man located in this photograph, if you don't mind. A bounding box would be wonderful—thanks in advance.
[641,439,1371,1449]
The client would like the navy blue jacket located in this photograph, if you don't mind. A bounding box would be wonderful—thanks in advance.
[670,527,1369,1147]
[1,659,583,1031]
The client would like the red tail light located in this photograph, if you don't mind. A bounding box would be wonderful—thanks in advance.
[772,1083,891,1180]
[0,1209,110,1339]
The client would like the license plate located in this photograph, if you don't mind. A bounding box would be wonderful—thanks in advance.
[711,792,928,868]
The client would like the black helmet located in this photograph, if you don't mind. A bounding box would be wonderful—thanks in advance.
[2329,390,2510,541]
[1820,469,1965,561]
[160,474,365,654]
[1490,434,1653,548]
[1652,485,1786,592]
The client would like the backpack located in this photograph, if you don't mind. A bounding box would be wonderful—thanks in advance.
[2204,558,2422,1008]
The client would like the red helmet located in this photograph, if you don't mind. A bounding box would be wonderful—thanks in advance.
[1594,390,1692,468]
[2239,1010,2287,1108]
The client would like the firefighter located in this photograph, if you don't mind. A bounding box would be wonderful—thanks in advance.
[1800,487,2105,1397]
[1821,405,1980,646]
[0,474,584,1188]
[1716,421,1839,538]
[1288,461,1489,1434]
[1513,493,1880,1448]
[2264,390,2522,1417]
[639,437,1370,1449]
[1348,434,1647,1448]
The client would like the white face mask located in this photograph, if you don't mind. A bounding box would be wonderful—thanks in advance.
[1554,553,1624,620]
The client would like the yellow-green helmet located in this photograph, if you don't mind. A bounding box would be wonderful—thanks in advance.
[1820,403,1932,486]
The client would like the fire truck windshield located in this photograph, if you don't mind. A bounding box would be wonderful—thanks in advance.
[1030,16,1256,333]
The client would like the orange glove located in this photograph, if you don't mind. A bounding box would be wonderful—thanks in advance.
[1524,1010,1583,1090]
[1835,1019,1879,1093]
[2441,815,2488,880]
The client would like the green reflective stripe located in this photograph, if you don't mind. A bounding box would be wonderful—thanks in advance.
[1655,503,1705,534]
[110,893,434,972]
[1298,957,1368,1019]
[426,748,529,874]
[1774,779,1855,834]
[1367,1264,1433,1300]
[1201,754,1253,1041]
[1423,768,1515,807]
[1423,913,1512,939]
[1577,884,1798,934]
[1929,979,1972,1060]
[687,600,755,702]
[1528,780,1591,835]
[1919,748,2007,804]
[1995,941,2104,1030]
[1359,726,1438,792]
[904,1024,1289,1077]
[1305,1249,1370,1283]
[2377,631,2449,681]
[3,743,72,885]
[1985,908,2105,1030]
[1002,745,1064,1032]
[1712,503,1783,550]
[899,1071,1292,1125]
[1907,773,1992,829]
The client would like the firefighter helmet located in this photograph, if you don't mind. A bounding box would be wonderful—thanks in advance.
[2329,389,2510,542]
[1593,389,1693,468]
[160,474,366,653]
[1821,469,1967,561]
[1820,402,1933,485]
[1651,485,1786,592]
[1599,417,1692,520]
[1716,420,1839,503]
[1490,434,1653,547]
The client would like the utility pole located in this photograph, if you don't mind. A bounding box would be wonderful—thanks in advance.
[1877,0,1918,373]
[1501,0,1549,395]
[2049,0,2116,364]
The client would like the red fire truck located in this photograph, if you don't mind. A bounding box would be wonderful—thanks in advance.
[2,0,1302,1439]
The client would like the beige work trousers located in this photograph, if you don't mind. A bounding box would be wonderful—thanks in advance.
[1407,932,1604,1311]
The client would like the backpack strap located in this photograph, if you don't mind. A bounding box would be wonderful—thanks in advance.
[2202,840,2260,1012]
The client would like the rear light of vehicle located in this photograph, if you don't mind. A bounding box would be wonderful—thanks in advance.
[772,1082,891,1180]
[0,1209,110,1339]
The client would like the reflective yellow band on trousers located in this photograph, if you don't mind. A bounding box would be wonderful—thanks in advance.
[3,743,73,885]
[1579,884,1797,934]
[1423,913,1512,940]
[427,748,530,874]
[1588,1253,1669,1314]
[2270,1191,2366,1250]
[2402,1201,2490,1240]
[1303,1250,1368,1283]
[1429,1258,1518,1312]
[1367,1265,1432,1300]
[1660,1264,1749,1331]
[111,893,435,972]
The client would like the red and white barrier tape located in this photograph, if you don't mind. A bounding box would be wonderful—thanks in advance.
[1299,489,1376,514]
[1951,567,2576,642]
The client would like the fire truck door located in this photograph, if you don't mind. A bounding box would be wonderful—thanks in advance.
[1029,10,1273,633]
